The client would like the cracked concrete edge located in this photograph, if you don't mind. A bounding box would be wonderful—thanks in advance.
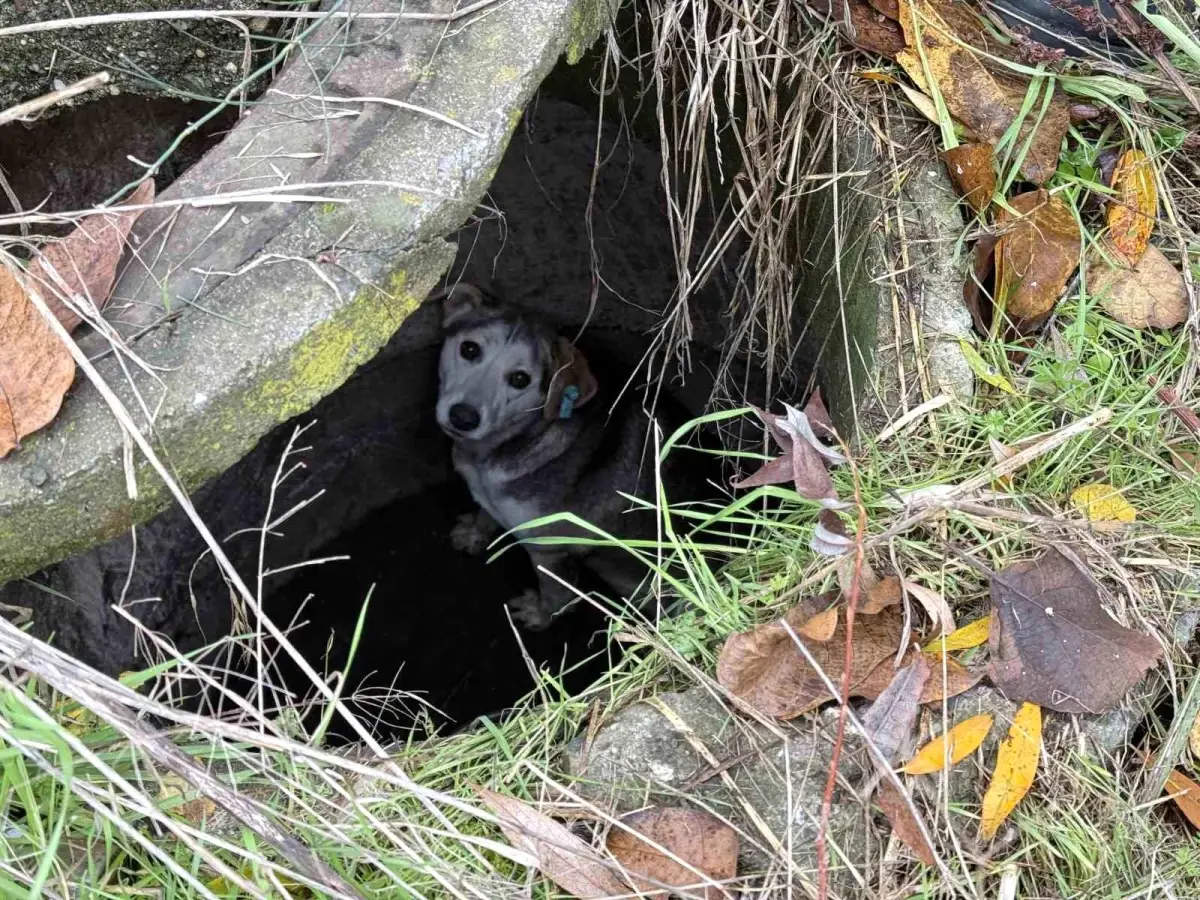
[815,120,974,437]
[0,0,613,583]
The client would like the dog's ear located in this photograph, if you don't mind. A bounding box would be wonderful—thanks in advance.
[545,337,598,421]
[430,282,490,329]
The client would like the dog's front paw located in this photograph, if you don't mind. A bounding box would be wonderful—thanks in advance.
[450,512,496,555]
[508,589,552,630]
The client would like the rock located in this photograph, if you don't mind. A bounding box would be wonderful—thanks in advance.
[562,688,876,885]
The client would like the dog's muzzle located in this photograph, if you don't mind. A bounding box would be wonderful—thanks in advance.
[447,403,481,433]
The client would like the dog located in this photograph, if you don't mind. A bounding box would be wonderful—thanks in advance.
[433,282,683,629]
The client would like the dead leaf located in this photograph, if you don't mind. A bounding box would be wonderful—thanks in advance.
[860,656,930,764]
[980,702,1041,841]
[1189,710,1200,759]
[995,190,1081,323]
[895,0,1068,184]
[963,233,998,337]
[923,614,992,653]
[717,605,904,719]
[799,606,839,641]
[1107,149,1156,266]
[0,264,76,458]
[1070,482,1137,531]
[988,547,1162,713]
[1088,241,1188,330]
[903,713,994,774]
[34,180,155,333]
[731,404,846,508]
[903,580,955,635]
[877,780,936,865]
[1165,769,1200,830]
[606,807,738,899]
[863,574,903,614]
[859,650,980,703]
[942,143,995,212]
[478,788,627,898]
[807,0,905,56]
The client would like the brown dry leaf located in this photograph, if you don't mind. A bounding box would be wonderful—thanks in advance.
[923,614,992,653]
[860,656,931,764]
[607,807,738,899]
[877,780,936,866]
[995,190,1081,323]
[1189,710,1200,759]
[1165,769,1200,830]
[980,702,1041,841]
[808,0,905,56]
[903,713,994,775]
[717,605,904,719]
[0,265,76,458]
[858,650,980,704]
[863,574,903,614]
[478,788,627,899]
[988,547,1162,713]
[919,655,983,702]
[895,0,1068,184]
[799,606,839,641]
[1107,149,1156,266]
[942,143,996,212]
[902,580,955,635]
[1088,241,1188,330]
[731,404,846,508]
[964,233,998,337]
[34,180,155,333]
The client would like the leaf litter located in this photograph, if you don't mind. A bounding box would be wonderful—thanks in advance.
[606,807,738,899]
[980,702,1041,840]
[987,546,1161,714]
[903,714,995,774]
[995,189,1081,325]
[1087,241,1188,330]
[731,397,846,508]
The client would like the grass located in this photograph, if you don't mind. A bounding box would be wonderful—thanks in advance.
[2,0,1200,898]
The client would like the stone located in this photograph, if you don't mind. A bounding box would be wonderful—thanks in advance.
[561,688,877,886]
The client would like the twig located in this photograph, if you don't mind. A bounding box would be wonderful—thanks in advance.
[0,72,110,127]
[875,393,954,443]
[1148,375,1200,438]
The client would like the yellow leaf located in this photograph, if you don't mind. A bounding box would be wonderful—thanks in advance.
[958,339,1016,394]
[903,713,994,774]
[1191,710,1200,759]
[1070,482,1137,527]
[1107,149,1157,266]
[980,702,1041,840]
[924,614,992,653]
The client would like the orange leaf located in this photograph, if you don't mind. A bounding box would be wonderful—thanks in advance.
[942,143,995,212]
[1107,149,1156,266]
[0,264,76,458]
[923,614,991,653]
[902,713,994,774]
[1165,769,1200,830]
[34,180,155,333]
[919,655,982,702]
[478,788,627,898]
[980,702,1041,840]
[798,606,838,641]
[996,190,1080,323]
[863,574,903,614]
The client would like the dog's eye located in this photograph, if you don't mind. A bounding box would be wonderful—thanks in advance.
[459,341,481,361]
[507,370,531,389]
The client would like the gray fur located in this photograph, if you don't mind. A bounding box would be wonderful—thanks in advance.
[435,285,664,629]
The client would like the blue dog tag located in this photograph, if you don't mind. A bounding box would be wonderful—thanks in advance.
[559,384,580,419]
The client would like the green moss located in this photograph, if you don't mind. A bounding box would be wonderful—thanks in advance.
[565,0,614,65]
[251,271,420,422]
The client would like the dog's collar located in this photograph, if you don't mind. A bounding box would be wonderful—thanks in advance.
[558,384,580,419]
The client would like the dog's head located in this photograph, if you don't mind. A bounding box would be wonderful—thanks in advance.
[433,283,598,445]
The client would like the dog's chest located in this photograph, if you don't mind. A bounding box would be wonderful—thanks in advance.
[456,458,544,532]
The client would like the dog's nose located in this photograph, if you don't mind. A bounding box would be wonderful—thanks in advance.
[448,403,481,432]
